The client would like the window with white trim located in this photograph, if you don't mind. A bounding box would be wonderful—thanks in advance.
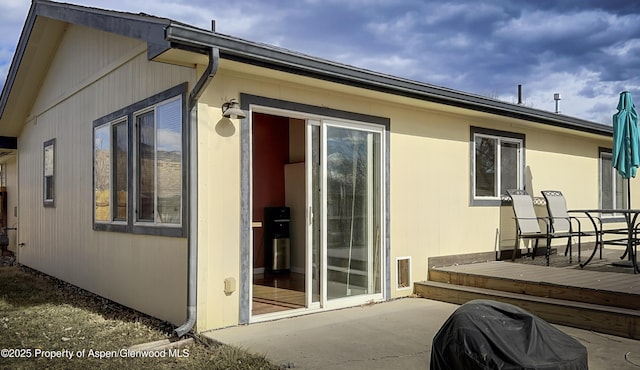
[93,83,186,237]
[471,127,524,205]
[600,149,627,212]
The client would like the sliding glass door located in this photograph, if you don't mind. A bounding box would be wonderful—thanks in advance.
[308,119,383,307]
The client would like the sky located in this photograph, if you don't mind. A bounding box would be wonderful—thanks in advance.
[1,0,640,125]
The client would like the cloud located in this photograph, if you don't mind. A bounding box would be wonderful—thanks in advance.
[1,0,639,125]
[157,128,182,153]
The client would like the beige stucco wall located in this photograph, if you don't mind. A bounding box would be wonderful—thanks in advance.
[193,92,242,330]
[16,24,196,325]
[195,59,617,331]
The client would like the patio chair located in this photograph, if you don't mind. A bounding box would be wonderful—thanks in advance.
[541,190,601,264]
[506,189,573,266]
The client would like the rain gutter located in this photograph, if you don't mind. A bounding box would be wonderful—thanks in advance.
[174,45,219,337]
[165,23,612,137]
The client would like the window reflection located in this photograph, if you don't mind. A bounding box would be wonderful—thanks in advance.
[156,99,182,224]
[94,126,110,221]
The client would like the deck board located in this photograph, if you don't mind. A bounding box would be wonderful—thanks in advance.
[419,258,640,339]
[415,280,640,339]
[434,261,640,294]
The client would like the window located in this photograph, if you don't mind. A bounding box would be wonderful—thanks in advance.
[471,127,524,205]
[135,97,182,225]
[94,119,128,222]
[43,138,55,207]
[600,149,627,212]
[114,122,128,220]
[93,83,187,237]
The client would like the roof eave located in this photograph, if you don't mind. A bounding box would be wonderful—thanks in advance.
[0,0,174,123]
[166,23,612,137]
[0,2,38,121]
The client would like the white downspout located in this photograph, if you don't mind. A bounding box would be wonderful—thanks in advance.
[175,47,219,337]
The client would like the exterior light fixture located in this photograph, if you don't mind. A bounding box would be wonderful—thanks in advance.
[221,99,246,119]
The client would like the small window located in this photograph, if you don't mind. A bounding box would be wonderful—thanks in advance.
[600,149,627,214]
[43,139,55,207]
[471,127,524,206]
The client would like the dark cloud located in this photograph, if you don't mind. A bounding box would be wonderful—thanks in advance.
[1,0,639,123]
[532,0,640,14]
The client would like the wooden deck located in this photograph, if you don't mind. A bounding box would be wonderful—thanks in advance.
[415,260,640,339]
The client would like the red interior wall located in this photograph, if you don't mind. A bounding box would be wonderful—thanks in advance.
[252,113,290,269]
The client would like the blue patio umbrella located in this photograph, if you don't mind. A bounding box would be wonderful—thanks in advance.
[612,91,640,205]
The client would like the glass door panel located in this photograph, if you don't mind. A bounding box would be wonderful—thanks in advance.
[308,123,321,305]
[324,124,381,300]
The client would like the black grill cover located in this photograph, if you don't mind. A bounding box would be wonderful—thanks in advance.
[431,300,588,370]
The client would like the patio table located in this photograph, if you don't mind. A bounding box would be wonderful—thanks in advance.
[568,209,639,274]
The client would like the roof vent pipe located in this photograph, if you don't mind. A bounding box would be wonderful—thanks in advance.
[517,84,523,105]
[554,93,561,113]
[211,20,216,32]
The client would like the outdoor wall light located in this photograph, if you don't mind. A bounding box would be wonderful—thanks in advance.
[221,98,246,119]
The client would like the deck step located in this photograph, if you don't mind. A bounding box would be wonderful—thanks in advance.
[428,261,639,310]
[415,280,640,340]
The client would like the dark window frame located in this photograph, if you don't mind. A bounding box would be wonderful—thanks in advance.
[92,83,188,237]
[43,138,56,208]
[94,117,128,224]
[112,120,129,222]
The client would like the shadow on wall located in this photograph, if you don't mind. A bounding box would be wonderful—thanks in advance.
[525,166,534,195]
[216,118,236,137]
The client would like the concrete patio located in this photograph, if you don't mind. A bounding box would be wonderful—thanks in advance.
[203,297,639,369]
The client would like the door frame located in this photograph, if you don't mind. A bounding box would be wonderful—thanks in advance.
[318,119,385,308]
[239,94,390,324]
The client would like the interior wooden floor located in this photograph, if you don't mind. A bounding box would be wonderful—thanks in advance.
[252,271,306,316]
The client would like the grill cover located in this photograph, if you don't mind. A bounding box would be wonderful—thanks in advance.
[431,300,588,370]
